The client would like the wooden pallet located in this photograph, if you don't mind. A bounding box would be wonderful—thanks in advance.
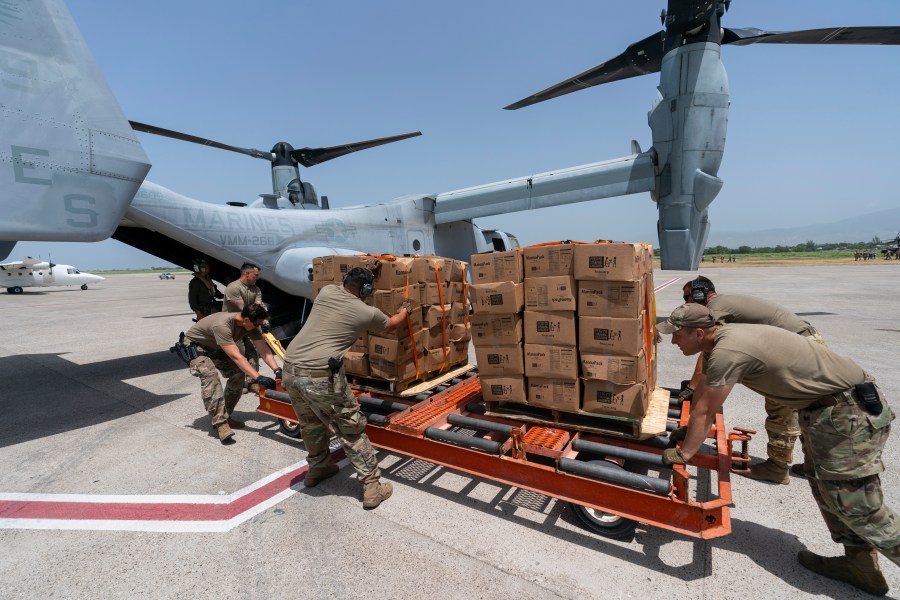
[348,362,475,396]
[483,386,671,440]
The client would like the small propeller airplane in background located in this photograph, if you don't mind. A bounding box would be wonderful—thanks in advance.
[1,0,897,337]
[0,257,104,294]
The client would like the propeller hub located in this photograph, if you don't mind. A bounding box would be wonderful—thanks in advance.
[271,142,296,167]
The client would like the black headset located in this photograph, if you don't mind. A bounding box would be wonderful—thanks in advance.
[690,278,710,304]
[344,268,374,299]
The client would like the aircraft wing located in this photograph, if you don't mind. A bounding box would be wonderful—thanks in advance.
[0,0,151,243]
[433,152,655,224]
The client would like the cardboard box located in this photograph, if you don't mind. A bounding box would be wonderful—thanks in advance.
[469,282,524,314]
[424,347,448,373]
[312,256,336,282]
[342,351,369,377]
[469,314,522,346]
[528,378,581,412]
[480,376,527,404]
[448,323,470,343]
[424,324,446,350]
[475,344,525,377]
[581,380,650,419]
[580,351,648,385]
[423,304,452,328]
[449,302,467,324]
[369,356,420,382]
[524,276,577,311]
[573,243,649,281]
[524,310,577,346]
[524,344,578,380]
[448,340,469,367]
[470,250,523,284]
[370,308,422,339]
[374,257,417,290]
[421,282,448,306]
[578,313,645,356]
[578,279,645,318]
[374,285,420,315]
[369,332,425,362]
[334,255,373,280]
[522,244,575,277]
[351,332,368,354]
[446,281,466,304]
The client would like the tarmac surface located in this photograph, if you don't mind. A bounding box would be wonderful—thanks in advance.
[1,265,899,599]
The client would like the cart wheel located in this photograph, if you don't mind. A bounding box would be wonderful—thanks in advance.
[570,461,638,539]
[81,284,88,290]
[279,419,302,438]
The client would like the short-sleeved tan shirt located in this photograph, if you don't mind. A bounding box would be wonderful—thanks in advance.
[707,294,815,335]
[223,279,262,313]
[185,312,263,352]
[284,284,390,369]
[703,323,866,408]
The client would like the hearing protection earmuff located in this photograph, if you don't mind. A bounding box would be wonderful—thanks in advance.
[690,278,710,304]
[344,268,374,298]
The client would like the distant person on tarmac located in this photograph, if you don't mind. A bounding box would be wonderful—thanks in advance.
[660,303,898,596]
[281,267,410,509]
[679,276,826,485]
[183,304,281,443]
[223,263,264,393]
[188,259,223,321]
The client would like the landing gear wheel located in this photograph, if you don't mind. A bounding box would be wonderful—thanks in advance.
[81,284,88,290]
[8,286,23,294]
[570,460,639,539]
[279,419,302,438]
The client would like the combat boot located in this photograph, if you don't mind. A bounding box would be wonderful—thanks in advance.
[226,417,245,429]
[741,459,789,484]
[304,464,339,488]
[790,463,810,479]
[217,423,235,443]
[798,546,888,596]
[362,480,393,509]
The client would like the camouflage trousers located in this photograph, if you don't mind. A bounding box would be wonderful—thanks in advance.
[189,351,244,428]
[797,385,900,565]
[241,338,259,386]
[764,332,827,467]
[282,363,380,484]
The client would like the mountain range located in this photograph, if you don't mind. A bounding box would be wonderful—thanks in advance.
[707,208,900,248]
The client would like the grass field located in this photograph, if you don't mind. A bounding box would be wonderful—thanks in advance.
[651,251,900,268]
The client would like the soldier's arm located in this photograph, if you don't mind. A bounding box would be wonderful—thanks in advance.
[252,339,281,373]
[221,343,261,379]
[383,307,409,332]
[224,285,245,311]
[680,383,732,461]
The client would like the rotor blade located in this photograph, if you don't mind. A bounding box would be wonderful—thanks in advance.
[128,120,274,161]
[722,26,900,47]
[504,30,664,110]
[290,131,422,167]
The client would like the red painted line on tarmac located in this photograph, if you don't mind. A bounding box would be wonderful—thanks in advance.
[0,450,346,522]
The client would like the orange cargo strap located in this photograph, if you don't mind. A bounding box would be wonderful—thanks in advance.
[520,240,589,248]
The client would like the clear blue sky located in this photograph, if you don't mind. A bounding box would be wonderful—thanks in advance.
[14,1,900,270]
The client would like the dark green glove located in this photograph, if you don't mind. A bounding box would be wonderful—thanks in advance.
[668,427,688,446]
[661,448,686,466]
[677,386,694,401]
[255,375,276,390]
[274,367,283,380]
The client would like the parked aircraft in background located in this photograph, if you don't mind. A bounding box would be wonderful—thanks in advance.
[0,257,104,294]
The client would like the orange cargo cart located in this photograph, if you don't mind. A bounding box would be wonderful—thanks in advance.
[256,372,754,540]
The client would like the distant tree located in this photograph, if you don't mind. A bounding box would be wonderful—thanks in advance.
[737,245,752,254]
[873,236,882,245]
[801,240,817,252]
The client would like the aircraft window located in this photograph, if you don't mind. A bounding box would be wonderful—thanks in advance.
[67,268,77,274]
[491,238,505,251]
[508,235,521,249]
[412,239,421,251]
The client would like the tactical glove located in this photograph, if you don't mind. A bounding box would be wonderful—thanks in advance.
[255,375,276,390]
[677,386,694,402]
[399,299,413,314]
[661,448,686,466]
[274,368,283,380]
[668,427,688,446]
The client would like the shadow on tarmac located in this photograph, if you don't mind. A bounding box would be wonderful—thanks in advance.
[0,351,188,448]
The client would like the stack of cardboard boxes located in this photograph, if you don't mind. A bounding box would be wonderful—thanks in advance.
[311,254,470,384]
[470,242,657,422]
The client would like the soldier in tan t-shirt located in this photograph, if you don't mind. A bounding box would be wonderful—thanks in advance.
[660,303,898,596]
[184,303,281,443]
[223,263,264,392]
[283,267,410,509]
[680,275,824,484]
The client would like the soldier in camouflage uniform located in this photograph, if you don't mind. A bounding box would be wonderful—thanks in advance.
[681,276,826,484]
[282,267,410,509]
[185,303,281,443]
[223,263,264,393]
[660,303,899,596]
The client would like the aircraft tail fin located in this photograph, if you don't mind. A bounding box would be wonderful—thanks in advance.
[0,0,150,243]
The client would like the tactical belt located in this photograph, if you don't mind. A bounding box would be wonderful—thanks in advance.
[284,363,332,378]
[804,383,882,415]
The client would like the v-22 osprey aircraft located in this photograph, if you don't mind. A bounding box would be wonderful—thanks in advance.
[0,257,104,294]
[1,0,897,337]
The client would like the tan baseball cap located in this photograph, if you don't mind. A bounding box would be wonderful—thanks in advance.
[658,303,717,334]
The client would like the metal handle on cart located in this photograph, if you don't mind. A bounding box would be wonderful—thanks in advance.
[727,427,756,474]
